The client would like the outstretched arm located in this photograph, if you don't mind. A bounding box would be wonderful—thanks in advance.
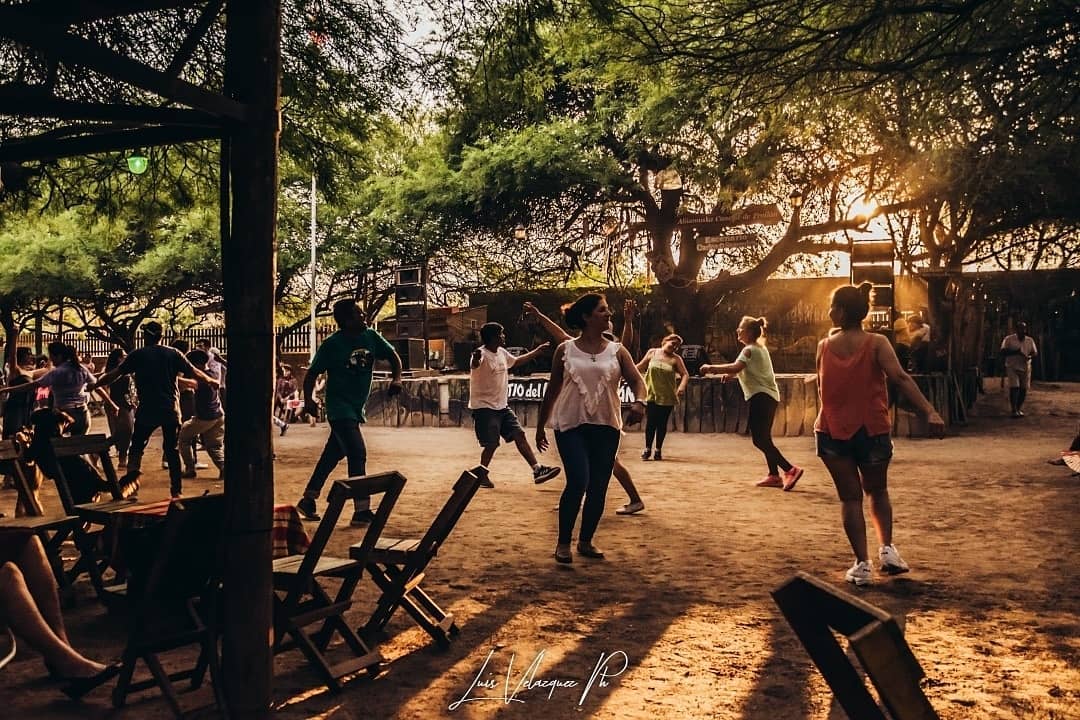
[874,335,945,436]
[701,359,746,376]
[620,299,636,351]
[508,342,551,368]
[89,366,122,390]
[523,302,573,343]
[634,348,653,373]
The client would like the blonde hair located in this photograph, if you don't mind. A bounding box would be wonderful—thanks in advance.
[662,333,683,349]
[739,316,768,343]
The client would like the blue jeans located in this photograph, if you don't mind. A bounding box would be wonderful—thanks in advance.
[555,424,621,545]
[302,418,369,511]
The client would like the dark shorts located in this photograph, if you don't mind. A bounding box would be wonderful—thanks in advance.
[816,427,893,465]
[0,531,31,566]
[473,408,523,447]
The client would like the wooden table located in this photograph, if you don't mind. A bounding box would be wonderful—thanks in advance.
[75,496,310,558]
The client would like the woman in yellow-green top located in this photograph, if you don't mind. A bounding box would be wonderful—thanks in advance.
[635,334,689,460]
[702,316,804,490]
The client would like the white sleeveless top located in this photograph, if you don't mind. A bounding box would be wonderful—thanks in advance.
[552,339,623,432]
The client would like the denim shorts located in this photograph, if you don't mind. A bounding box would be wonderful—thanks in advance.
[815,427,893,465]
[472,408,523,447]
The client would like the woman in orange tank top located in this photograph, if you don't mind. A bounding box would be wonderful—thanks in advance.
[815,283,945,587]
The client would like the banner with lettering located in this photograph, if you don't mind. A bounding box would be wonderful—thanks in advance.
[508,378,636,404]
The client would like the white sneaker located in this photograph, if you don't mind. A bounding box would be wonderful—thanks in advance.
[878,545,910,575]
[194,462,209,470]
[845,560,873,586]
[616,500,645,515]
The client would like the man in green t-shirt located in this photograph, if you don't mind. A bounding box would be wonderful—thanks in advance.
[296,299,403,524]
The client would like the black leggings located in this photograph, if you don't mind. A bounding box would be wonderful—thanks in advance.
[644,402,674,450]
[748,393,792,476]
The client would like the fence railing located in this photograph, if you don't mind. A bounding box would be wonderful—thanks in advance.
[13,325,336,358]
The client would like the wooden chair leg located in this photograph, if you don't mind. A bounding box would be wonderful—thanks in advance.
[37,529,75,603]
[144,652,185,718]
[111,653,138,709]
[204,636,230,720]
[290,625,342,692]
[363,565,404,633]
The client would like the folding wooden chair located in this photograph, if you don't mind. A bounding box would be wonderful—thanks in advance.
[49,434,125,511]
[273,471,406,692]
[0,439,90,603]
[111,493,228,719]
[352,466,486,649]
[0,437,43,516]
[47,434,127,601]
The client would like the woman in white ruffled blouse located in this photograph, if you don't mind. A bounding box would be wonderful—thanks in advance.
[536,294,647,564]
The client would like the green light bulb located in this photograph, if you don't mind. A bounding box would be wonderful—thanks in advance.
[127,155,148,175]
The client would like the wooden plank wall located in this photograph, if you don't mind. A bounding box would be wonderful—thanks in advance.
[363,375,824,436]
[361,373,953,437]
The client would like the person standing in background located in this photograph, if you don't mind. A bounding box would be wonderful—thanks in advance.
[703,316,804,490]
[103,348,136,471]
[814,284,945,586]
[89,321,219,499]
[1001,321,1038,418]
[468,322,559,488]
[296,299,403,525]
[635,333,689,461]
[178,349,225,483]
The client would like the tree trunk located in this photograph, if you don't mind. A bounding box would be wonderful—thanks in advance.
[1,302,16,376]
[655,283,711,345]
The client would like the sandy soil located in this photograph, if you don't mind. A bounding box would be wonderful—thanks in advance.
[1,380,1078,719]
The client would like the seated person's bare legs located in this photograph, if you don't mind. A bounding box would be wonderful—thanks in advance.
[0,536,107,678]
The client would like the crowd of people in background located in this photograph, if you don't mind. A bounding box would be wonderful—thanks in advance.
[0,287,1043,584]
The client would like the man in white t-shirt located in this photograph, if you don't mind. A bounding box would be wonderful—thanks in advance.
[1000,321,1038,418]
[469,322,560,488]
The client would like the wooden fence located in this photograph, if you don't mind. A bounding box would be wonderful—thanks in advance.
[15,325,335,357]
[358,374,957,438]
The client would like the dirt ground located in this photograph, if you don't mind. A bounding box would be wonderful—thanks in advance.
[2,380,1078,719]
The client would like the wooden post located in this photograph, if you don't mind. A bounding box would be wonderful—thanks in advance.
[222,1,280,716]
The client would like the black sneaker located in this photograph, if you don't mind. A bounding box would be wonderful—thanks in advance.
[532,465,560,484]
[118,471,141,499]
[350,509,376,526]
[296,497,320,521]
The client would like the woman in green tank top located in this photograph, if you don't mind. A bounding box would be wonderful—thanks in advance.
[635,334,689,460]
[702,316,803,490]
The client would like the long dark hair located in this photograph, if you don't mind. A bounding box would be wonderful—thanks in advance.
[561,293,604,331]
[105,348,126,371]
[47,341,78,366]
